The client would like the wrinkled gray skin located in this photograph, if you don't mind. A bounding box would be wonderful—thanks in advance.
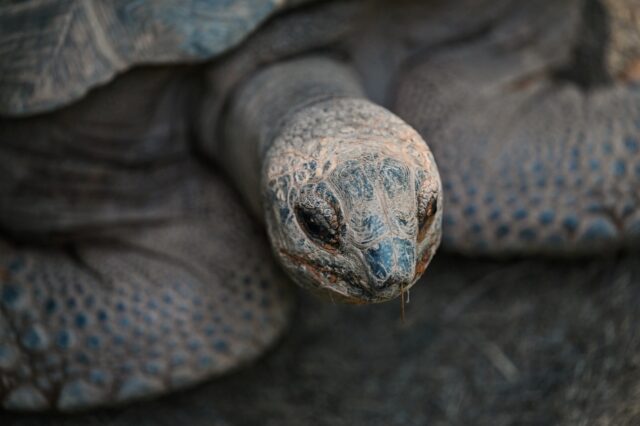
[0,0,638,412]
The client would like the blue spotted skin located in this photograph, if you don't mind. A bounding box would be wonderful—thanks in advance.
[0,174,292,411]
[394,10,640,254]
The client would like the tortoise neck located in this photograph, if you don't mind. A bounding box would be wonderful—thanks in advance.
[218,56,365,219]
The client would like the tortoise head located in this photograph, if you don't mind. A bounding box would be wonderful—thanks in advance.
[262,99,442,303]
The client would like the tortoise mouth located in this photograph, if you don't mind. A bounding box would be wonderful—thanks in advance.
[311,278,418,305]
[279,248,416,303]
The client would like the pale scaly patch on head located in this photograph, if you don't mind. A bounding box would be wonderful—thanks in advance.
[262,98,442,304]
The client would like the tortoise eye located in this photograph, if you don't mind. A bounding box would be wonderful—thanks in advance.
[295,199,341,248]
[417,193,438,240]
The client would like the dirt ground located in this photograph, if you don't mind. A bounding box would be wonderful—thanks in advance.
[2,251,640,426]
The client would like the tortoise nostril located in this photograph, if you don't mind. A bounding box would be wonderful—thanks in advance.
[364,237,416,291]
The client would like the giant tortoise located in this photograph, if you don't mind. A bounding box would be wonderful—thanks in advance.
[0,0,638,411]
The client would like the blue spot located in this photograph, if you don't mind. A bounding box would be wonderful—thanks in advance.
[532,161,544,173]
[97,310,108,322]
[89,369,108,385]
[119,317,130,328]
[188,339,202,351]
[116,302,126,312]
[535,178,547,188]
[538,210,555,225]
[580,218,617,241]
[74,313,88,329]
[75,352,90,365]
[489,209,501,222]
[463,205,477,217]
[589,159,600,171]
[22,326,48,351]
[163,294,173,304]
[205,324,216,336]
[624,136,639,152]
[613,159,626,176]
[518,228,537,241]
[45,299,57,314]
[603,143,613,154]
[147,300,158,310]
[86,335,101,349]
[562,215,579,232]
[213,340,229,353]
[279,206,290,221]
[512,209,528,221]
[495,225,510,238]
[1,284,21,307]
[466,186,477,196]
[66,298,76,309]
[56,330,74,349]
[365,240,394,280]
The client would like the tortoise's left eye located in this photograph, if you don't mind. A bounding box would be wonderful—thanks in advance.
[417,189,438,241]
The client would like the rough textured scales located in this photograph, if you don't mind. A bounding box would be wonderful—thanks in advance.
[0,0,639,413]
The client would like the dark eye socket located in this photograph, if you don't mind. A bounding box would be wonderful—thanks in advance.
[417,194,438,233]
[295,200,341,248]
